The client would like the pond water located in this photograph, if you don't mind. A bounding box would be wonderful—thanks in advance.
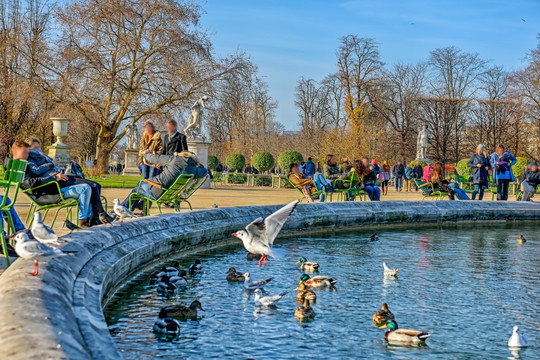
[105,223,539,360]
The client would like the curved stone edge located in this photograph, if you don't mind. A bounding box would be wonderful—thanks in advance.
[0,201,539,359]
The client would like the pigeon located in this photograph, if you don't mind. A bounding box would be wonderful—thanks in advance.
[31,212,58,244]
[370,233,379,242]
[253,289,287,306]
[14,232,76,276]
[113,199,134,223]
[64,220,81,233]
[383,262,399,276]
[232,200,299,266]
[242,272,273,290]
[508,326,528,348]
[99,212,114,226]
[212,204,219,209]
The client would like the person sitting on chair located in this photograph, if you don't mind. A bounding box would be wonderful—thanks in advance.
[288,163,319,202]
[121,151,208,211]
[520,161,540,201]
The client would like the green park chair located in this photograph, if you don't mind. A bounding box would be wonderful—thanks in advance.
[288,178,328,203]
[0,159,28,266]
[414,178,446,200]
[333,173,366,202]
[22,181,79,228]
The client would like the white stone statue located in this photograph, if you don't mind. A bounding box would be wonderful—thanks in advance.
[416,125,429,160]
[125,124,139,150]
[183,95,208,141]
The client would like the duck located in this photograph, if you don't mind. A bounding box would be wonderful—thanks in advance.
[299,274,337,289]
[253,289,287,307]
[296,257,320,272]
[167,270,188,287]
[295,299,316,322]
[370,233,379,241]
[380,320,430,346]
[372,303,395,327]
[189,259,203,274]
[508,326,528,348]
[226,267,244,282]
[159,300,205,320]
[246,252,259,261]
[516,235,526,244]
[153,308,181,335]
[242,272,273,290]
[156,276,177,294]
[294,281,317,304]
[150,261,183,283]
[383,262,399,277]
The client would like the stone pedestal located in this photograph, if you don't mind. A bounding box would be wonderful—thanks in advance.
[123,149,141,176]
[188,139,211,188]
[416,158,431,165]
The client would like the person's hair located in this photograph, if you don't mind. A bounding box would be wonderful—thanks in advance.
[12,141,30,152]
[353,159,370,176]
[144,121,156,133]
[308,157,312,161]
[24,136,40,146]
[325,154,334,165]
[382,161,390,172]
[431,163,443,183]
[289,163,298,173]
[300,161,305,165]
[166,119,177,126]
[496,144,505,150]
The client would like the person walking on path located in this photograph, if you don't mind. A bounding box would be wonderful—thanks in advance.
[304,157,317,178]
[413,161,423,191]
[490,144,516,201]
[392,161,405,192]
[139,122,163,179]
[380,161,390,196]
[403,163,414,192]
[467,144,490,200]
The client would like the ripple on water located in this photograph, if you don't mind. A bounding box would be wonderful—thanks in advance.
[104,224,539,360]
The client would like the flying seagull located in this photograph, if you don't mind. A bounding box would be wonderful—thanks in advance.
[14,232,76,276]
[31,212,58,244]
[232,200,299,266]
[113,199,134,223]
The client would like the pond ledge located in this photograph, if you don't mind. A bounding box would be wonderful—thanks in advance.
[0,201,539,359]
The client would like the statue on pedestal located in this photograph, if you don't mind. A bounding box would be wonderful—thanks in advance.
[126,124,139,150]
[416,125,430,160]
[183,96,208,142]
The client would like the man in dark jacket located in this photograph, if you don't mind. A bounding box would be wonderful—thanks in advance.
[392,161,405,191]
[413,162,423,191]
[161,120,188,156]
[304,157,316,178]
[520,161,540,201]
[467,144,490,200]
[121,151,208,210]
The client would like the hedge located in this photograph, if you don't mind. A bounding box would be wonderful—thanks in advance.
[254,176,272,187]
[513,157,528,179]
[226,154,246,172]
[278,150,303,174]
[208,155,219,171]
[410,160,427,168]
[252,151,274,172]
[456,158,472,177]
[227,173,247,184]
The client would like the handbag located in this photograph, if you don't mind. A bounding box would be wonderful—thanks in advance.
[64,161,86,179]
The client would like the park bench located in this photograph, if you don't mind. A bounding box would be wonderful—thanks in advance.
[414,179,446,200]
[128,174,208,216]
[0,159,28,266]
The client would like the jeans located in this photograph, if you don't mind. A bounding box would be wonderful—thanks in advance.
[395,177,403,190]
[496,179,510,201]
[141,164,157,179]
[0,196,25,235]
[122,181,157,211]
[472,184,485,200]
[364,185,381,201]
[72,178,105,219]
[61,184,92,220]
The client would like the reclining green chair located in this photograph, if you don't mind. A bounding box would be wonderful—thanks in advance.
[414,178,446,200]
[334,172,367,202]
[0,159,28,266]
[288,177,328,203]
[22,181,79,228]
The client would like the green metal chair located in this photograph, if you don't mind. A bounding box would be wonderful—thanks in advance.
[288,178,328,203]
[0,159,28,266]
[22,181,79,228]
[414,179,445,200]
[333,173,362,202]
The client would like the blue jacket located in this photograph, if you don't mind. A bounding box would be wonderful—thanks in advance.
[27,149,56,176]
[404,168,414,180]
[304,160,316,178]
[467,153,490,186]
[490,151,516,182]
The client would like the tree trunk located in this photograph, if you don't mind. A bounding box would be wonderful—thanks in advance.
[95,127,116,174]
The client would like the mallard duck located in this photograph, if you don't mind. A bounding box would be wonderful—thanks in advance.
[299,274,337,289]
[296,257,320,272]
[253,289,287,306]
[372,303,394,327]
[189,259,203,274]
[370,233,379,241]
[380,320,430,346]
[246,252,259,261]
[159,300,205,320]
[517,235,526,244]
[150,261,183,283]
[295,299,316,322]
[383,262,399,277]
[242,272,273,290]
[508,326,528,348]
[294,281,317,303]
[153,308,181,335]
[226,267,244,282]
[157,276,177,294]
[167,270,188,287]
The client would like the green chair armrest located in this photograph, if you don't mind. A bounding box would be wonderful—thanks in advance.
[22,181,65,200]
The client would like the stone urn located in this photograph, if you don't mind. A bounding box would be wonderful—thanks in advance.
[48,117,72,165]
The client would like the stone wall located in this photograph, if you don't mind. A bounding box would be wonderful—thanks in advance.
[0,201,539,359]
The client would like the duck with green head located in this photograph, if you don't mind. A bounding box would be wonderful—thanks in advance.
[296,257,320,272]
[299,274,337,289]
[379,320,430,346]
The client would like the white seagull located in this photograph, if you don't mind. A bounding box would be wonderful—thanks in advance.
[242,272,273,290]
[383,262,399,277]
[14,232,76,276]
[508,326,528,348]
[232,200,299,266]
[253,289,287,307]
[31,212,58,244]
[113,199,134,223]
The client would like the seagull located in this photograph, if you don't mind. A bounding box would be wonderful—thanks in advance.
[232,200,299,266]
[31,212,58,244]
[242,272,273,290]
[521,18,526,22]
[14,232,76,276]
[383,262,399,276]
[113,199,134,223]
[508,326,528,348]
[370,233,379,242]
[64,220,80,233]
[253,289,287,306]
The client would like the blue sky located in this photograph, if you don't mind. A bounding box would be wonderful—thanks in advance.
[203,0,540,130]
